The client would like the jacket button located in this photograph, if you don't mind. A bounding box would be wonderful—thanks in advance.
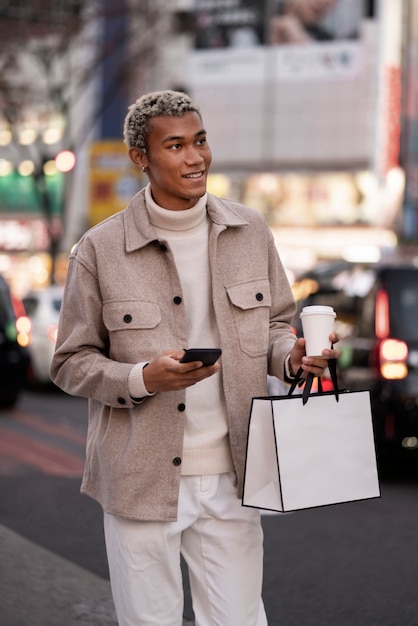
[173,457,182,466]
[160,243,168,252]
[173,296,182,305]
[177,403,185,412]
[118,397,127,405]
[256,292,263,301]
[123,314,132,323]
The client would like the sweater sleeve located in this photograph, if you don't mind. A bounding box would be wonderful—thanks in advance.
[128,362,156,401]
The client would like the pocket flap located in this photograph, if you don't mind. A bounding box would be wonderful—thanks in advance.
[226,279,271,310]
[103,301,161,330]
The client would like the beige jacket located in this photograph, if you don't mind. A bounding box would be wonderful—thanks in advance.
[50,189,297,521]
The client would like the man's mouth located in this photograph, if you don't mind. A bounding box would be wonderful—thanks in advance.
[183,171,204,179]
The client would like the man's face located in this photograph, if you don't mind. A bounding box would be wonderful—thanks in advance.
[132,110,212,211]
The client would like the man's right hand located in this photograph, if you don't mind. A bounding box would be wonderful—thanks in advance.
[142,349,221,394]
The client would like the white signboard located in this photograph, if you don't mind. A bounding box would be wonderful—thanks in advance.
[189,42,362,86]
[274,41,363,82]
[188,47,266,85]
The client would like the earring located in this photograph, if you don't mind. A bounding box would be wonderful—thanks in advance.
[141,166,146,173]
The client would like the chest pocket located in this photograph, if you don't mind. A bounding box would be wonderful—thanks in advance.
[103,301,161,330]
[103,300,161,359]
[226,278,271,358]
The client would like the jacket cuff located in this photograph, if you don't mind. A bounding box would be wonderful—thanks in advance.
[283,353,297,383]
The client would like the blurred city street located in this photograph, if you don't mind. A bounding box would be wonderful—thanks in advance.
[1,388,418,625]
[1,1,418,624]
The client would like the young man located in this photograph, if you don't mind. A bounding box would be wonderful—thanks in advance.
[51,90,339,625]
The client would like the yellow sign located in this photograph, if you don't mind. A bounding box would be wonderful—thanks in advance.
[89,141,144,227]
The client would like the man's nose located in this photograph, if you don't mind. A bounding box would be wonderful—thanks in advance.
[185,146,204,164]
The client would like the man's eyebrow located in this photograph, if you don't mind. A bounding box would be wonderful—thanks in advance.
[162,129,207,144]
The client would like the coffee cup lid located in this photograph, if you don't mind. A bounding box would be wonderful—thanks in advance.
[300,305,336,316]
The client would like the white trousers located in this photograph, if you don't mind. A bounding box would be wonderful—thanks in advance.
[104,472,268,626]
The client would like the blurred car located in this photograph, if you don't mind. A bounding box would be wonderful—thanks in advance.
[0,275,31,407]
[292,259,418,457]
[22,285,64,385]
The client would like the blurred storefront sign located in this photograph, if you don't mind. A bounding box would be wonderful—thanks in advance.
[402,0,418,238]
[0,156,66,291]
[274,41,362,82]
[271,225,398,272]
[190,0,363,84]
[0,170,63,215]
[89,141,143,227]
[0,218,49,252]
[189,46,266,85]
[222,169,404,229]
[190,41,362,85]
[0,170,63,253]
[379,65,402,175]
[192,0,363,49]
[375,0,403,180]
[207,168,402,272]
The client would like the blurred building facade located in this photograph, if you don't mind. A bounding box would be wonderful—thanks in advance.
[180,0,405,272]
[0,0,99,293]
[99,0,411,274]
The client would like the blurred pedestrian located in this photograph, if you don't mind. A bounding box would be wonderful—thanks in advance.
[50,89,340,626]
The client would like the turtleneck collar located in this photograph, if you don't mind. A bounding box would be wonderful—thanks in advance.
[145,184,208,232]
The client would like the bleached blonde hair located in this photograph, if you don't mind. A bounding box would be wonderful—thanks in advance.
[123,90,201,152]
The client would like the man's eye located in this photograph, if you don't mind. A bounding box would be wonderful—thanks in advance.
[170,143,182,150]
[197,138,207,145]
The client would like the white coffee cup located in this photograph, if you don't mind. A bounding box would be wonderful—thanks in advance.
[300,305,336,358]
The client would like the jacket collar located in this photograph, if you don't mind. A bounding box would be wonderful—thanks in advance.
[124,188,249,252]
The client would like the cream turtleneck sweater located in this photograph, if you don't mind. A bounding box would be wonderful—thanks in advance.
[128,184,233,476]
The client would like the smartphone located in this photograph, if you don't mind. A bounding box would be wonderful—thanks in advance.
[180,348,222,366]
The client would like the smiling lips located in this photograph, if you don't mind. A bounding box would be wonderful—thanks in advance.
[183,171,205,179]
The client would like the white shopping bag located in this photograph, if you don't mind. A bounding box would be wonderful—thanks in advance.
[242,389,380,513]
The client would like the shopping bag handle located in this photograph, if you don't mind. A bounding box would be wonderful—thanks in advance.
[288,359,339,405]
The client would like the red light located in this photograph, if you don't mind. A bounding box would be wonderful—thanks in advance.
[375,289,389,338]
[309,376,334,392]
[11,295,26,318]
[55,150,76,173]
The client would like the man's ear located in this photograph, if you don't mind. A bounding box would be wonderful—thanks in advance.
[129,147,147,168]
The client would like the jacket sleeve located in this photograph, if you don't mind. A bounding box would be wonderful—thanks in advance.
[266,228,298,378]
[50,243,136,408]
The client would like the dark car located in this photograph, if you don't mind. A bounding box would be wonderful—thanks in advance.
[0,276,30,408]
[292,259,418,457]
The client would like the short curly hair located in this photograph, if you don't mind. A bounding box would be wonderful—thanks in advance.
[123,90,201,152]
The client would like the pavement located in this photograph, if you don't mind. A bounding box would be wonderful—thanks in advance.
[0,523,194,626]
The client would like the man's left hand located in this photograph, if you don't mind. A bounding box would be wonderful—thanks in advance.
[289,333,340,378]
